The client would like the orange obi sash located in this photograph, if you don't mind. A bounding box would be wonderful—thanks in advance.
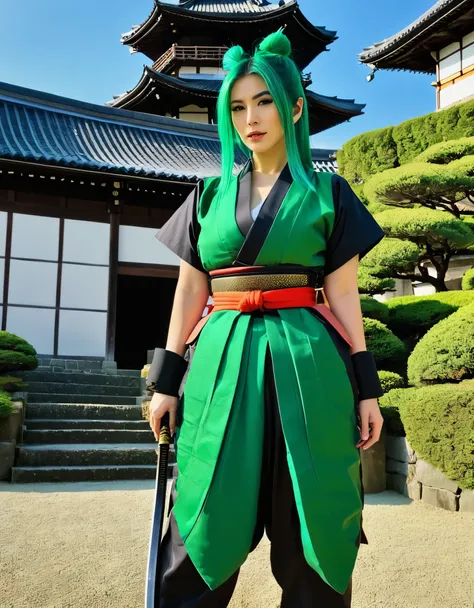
[211,286,317,313]
[185,270,353,348]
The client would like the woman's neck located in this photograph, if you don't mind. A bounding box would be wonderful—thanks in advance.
[251,140,288,175]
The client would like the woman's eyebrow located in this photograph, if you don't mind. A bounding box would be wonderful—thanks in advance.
[231,90,271,103]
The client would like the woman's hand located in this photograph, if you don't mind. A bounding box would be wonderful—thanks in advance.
[149,392,178,441]
[356,398,384,450]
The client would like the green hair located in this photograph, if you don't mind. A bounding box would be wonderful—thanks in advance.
[216,29,315,201]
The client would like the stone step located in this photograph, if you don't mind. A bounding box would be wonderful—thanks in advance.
[18,371,142,385]
[24,382,140,397]
[10,463,175,483]
[16,443,175,467]
[26,393,138,405]
[25,418,150,430]
[23,428,155,444]
[25,403,143,420]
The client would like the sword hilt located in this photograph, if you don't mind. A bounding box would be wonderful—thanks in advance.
[159,412,172,446]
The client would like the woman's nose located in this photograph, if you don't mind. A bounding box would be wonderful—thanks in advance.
[246,108,258,125]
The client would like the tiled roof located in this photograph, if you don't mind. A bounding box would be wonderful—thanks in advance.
[359,0,472,66]
[175,0,279,13]
[0,81,338,181]
[0,81,239,182]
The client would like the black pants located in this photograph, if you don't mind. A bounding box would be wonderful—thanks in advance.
[157,347,353,607]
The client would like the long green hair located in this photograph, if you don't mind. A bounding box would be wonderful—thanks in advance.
[216,29,315,201]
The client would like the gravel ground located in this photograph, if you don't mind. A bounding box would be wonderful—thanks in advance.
[0,481,473,608]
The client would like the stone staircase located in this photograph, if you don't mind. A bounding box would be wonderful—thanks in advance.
[11,360,175,483]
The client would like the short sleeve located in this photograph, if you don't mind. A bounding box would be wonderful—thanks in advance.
[324,174,385,275]
[155,180,206,273]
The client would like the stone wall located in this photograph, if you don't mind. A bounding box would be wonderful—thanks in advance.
[385,434,474,513]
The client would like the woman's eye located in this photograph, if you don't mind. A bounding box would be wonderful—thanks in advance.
[231,105,244,112]
[259,98,273,105]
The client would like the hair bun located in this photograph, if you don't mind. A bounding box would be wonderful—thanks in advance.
[222,45,250,71]
[257,29,291,58]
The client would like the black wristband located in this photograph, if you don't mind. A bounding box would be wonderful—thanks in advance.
[351,350,383,400]
[146,348,188,397]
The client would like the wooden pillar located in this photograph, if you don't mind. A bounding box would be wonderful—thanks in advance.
[1,200,13,331]
[105,183,122,362]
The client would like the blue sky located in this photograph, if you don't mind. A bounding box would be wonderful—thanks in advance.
[0,0,435,150]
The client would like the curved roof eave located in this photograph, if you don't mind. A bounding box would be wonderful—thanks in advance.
[109,70,365,135]
[121,0,336,47]
[358,0,474,66]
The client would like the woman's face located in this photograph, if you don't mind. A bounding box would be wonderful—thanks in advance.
[230,73,302,155]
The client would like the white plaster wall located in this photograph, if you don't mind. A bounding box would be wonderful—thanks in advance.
[439,51,461,80]
[462,44,474,70]
[0,211,7,256]
[463,32,474,46]
[60,264,109,310]
[6,306,55,354]
[200,67,226,77]
[0,259,4,304]
[178,112,208,123]
[440,73,474,107]
[439,41,460,61]
[412,283,436,296]
[58,310,107,357]
[119,225,180,266]
[8,259,57,307]
[63,219,110,265]
[11,214,59,261]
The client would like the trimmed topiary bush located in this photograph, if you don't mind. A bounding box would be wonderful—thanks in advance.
[386,290,474,340]
[0,390,13,418]
[408,302,474,386]
[0,376,27,392]
[462,267,474,290]
[379,370,405,393]
[360,295,389,324]
[0,331,38,373]
[398,380,474,490]
[415,136,474,164]
[378,386,418,436]
[364,318,407,375]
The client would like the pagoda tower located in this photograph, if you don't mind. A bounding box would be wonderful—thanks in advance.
[108,0,364,135]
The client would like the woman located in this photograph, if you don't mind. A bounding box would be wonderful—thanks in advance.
[147,30,385,607]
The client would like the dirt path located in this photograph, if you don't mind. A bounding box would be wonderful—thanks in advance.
[1,481,473,608]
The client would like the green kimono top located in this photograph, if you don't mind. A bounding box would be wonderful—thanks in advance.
[155,160,385,594]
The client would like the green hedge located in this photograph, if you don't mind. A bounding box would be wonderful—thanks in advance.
[415,136,474,164]
[379,370,405,393]
[378,387,417,437]
[337,98,474,183]
[358,266,395,295]
[0,331,38,373]
[407,302,474,385]
[0,376,27,392]
[336,126,398,183]
[363,318,407,375]
[386,290,474,339]
[398,381,474,490]
[364,160,474,207]
[360,295,389,324]
[0,390,13,418]
[462,267,474,290]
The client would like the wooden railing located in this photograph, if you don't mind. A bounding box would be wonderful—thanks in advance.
[152,45,229,73]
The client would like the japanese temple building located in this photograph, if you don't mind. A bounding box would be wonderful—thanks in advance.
[0,0,361,369]
[109,0,364,134]
[359,0,474,110]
